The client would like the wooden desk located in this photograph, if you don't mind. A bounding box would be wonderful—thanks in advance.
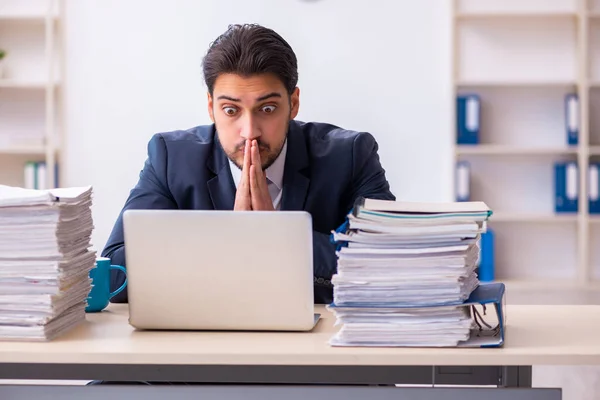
[0,304,586,399]
[0,304,598,367]
[0,304,597,383]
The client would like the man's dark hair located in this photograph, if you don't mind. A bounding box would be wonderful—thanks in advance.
[202,24,298,95]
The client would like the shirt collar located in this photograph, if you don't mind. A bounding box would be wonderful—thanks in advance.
[228,139,287,190]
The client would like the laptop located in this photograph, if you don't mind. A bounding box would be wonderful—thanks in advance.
[122,209,317,331]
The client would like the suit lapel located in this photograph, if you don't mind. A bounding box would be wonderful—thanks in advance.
[281,121,310,211]
[207,132,236,210]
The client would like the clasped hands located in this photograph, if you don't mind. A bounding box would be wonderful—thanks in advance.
[233,139,275,211]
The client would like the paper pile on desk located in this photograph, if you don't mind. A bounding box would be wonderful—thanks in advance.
[328,198,492,347]
[0,185,95,340]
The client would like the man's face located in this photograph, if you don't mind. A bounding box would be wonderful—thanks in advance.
[208,73,300,170]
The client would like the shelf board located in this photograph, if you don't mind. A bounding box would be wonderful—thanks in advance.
[588,215,600,223]
[494,279,600,291]
[590,81,600,88]
[493,279,600,304]
[589,146,600,155]
[456,80,577,87]
[0,80,55,89]
[0,13,58,22]
[589,11,600,18]
[456,11,577,19]
[495,279,572,290]
[456,145,578,156]
[0,147,46,155]
[488,212,578,223]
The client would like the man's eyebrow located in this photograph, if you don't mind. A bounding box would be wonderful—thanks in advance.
[256,92,282,102]
[216,95,241,102]
[216,93,282,102]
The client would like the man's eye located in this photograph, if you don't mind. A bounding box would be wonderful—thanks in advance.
[223,107,237,116]
[261,105,276,114]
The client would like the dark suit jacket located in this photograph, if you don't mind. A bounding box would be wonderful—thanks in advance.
[102,120,396,304]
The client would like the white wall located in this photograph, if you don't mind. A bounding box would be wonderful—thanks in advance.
[62,0,453,251]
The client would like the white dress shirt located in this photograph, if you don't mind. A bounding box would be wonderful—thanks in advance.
[228,139,287,210]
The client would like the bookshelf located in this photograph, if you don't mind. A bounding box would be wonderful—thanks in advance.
[456,12,578,19]
[0,0,61,189]
[451,0,600,299]
[456,145,578,156]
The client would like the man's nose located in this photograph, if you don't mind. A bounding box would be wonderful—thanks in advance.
[240,114,261,141]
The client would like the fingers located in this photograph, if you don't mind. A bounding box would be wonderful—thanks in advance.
[250,165,273,210]
[239,140,251,190]
[242,139,251,183]
[249,141,274,211]
[251,140,268,192]
[250,164,261,207]
[234,140,252,210]
[250,140,261,173]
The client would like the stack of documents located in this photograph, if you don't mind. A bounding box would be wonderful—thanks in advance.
[328,197,493,347]
[0,185,95,341]
[328,305,474,347]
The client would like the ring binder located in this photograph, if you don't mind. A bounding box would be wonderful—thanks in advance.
[458,282,506,348]
[327,283,506,348]
[457,94,480,145]
[456,161,471,202]
[565,93,579,146]
[554,162,578,213]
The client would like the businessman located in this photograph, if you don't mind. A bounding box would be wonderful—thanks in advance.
[102,23,396,305]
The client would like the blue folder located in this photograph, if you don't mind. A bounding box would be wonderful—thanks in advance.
[456,94,480,144]
[458,282,505,348]
[554,162,578,213]
[478,229,495,282]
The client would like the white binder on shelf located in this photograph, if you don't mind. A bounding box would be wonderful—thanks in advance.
[455,161,470,202]
[565,93,579,146]
[590,163,600,214]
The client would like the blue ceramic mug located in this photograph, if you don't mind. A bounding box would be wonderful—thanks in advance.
[86,257,127,313]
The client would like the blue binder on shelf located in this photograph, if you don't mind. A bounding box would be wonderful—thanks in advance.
[455,160,470,201]
[565,93,579,146]
[554,161,578,213]
[457,94,480,144]
[328,283,506,348]
[590,163,600,214]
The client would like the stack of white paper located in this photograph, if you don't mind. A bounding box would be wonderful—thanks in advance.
[0,185,95,341]
[329,306,474,347]
[328,198,492,347]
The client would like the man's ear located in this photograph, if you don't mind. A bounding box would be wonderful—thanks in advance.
[290,87,300,120]
[207,92,215,123]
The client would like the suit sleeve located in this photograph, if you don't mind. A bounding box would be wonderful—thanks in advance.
[102,134,178,303]
[348,132,396,204]
[312,132,396,303]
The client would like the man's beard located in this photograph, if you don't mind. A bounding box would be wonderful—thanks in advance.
[222,121,289,171]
